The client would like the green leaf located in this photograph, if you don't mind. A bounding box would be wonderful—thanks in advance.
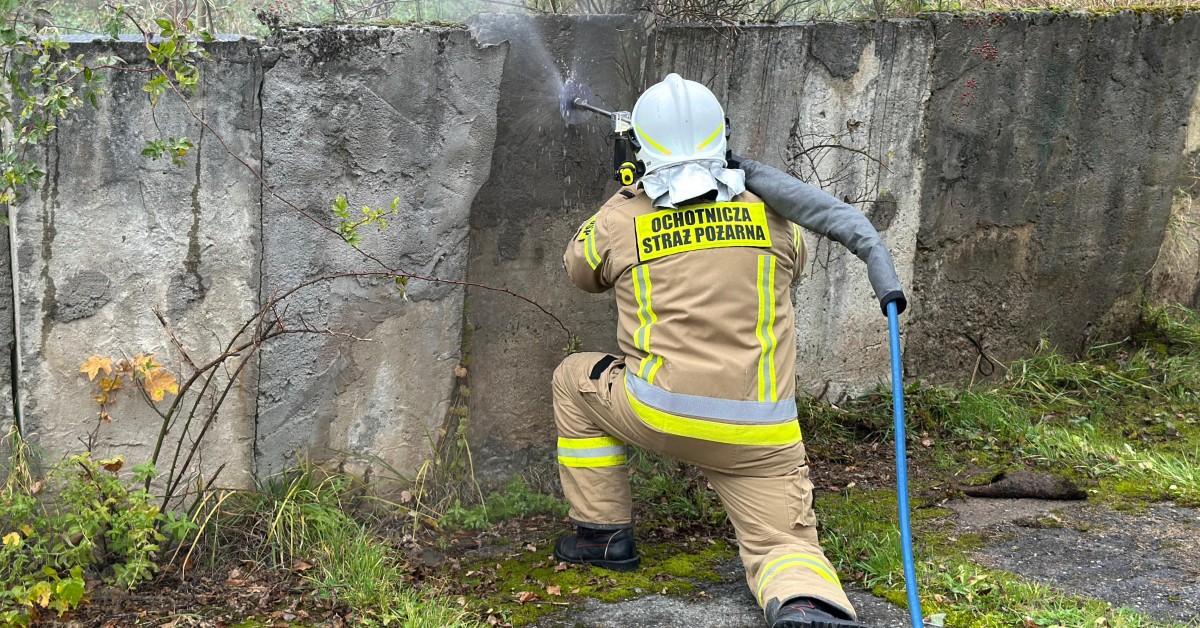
[131,462,156,483]
[55,577,85,606]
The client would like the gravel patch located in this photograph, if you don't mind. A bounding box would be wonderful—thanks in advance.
[950,497,1200,623]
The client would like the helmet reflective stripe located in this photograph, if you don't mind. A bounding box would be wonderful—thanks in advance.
[632,73,727,174]
[634,124,673,156]
[695,123,724,151]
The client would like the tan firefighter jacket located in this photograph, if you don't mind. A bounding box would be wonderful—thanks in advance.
[564,187,806,447]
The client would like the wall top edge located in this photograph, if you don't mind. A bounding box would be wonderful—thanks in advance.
[60,33,256,44]
[657,7,1200,30]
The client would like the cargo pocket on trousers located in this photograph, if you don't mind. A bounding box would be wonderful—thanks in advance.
[784,466,818,529]
[580,355,624,406]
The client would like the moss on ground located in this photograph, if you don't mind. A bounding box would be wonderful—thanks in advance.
[456,537,735,626]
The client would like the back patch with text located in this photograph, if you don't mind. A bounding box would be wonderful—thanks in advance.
[635,202,772,262]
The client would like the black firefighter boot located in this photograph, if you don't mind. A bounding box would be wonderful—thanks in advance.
[553,525,640,572]
[765,596,869,628]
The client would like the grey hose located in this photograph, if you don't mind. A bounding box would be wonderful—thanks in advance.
[738,156,906,315]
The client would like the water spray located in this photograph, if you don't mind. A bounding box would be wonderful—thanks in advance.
[560,76,643,186]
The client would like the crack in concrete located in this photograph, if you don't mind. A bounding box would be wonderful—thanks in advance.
[37,134,59,358]
[252,46,267,480]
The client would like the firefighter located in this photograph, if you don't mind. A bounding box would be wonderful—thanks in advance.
[553,73,905,628]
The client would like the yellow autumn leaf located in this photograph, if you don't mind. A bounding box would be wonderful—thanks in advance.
[79,356,113,381]
[143,368,179,401]
[3,531,20,547]
[131,353,163,373]
[29,581,51,607]
[99,376,123,392]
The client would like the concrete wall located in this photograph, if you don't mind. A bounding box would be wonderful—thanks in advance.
[907,11,1200,379]
[3,12,1199,484]
[651,20,931,399]
[256,26,505,479]
[12,39,263,486]
[462,14,646,476]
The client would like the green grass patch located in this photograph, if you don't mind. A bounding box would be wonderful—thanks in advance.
[803,303,1200,507]
[197,464,481,627]
[441,477,567,532]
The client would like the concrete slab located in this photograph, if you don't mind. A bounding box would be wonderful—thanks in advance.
[12,40,263,488]
[255,25,506,481]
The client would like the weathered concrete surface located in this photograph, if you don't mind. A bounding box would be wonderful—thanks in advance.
[6,14,1200,486]
[651,21,931,400]
[462,15,646,478]
[908,11,1200,381]
[12,40,263,487]
[1,203,13,432]
[1148,83,1200,310]
[951,498,1200,623]
[256,26,505,480]
[533,559,909,627]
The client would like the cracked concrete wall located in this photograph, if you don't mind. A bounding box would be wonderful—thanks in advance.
[6,14,1200,484]
[12,39,263,487]
[1148,74,1200,311]
[0,191,11,442]
[255,26,505,480]
[651,21,932,400]
[461,14,646,478]
[908,12,1200,381]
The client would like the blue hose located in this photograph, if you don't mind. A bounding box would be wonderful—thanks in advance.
[887,300,924,628]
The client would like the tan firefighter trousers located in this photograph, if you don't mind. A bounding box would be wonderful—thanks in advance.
[553,352,855,619]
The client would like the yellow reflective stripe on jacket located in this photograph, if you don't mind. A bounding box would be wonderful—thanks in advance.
[792,224,804,255]
[756,553,841,604]
[755,256,779,402]
[626,388,801,446]
[576,213,599,242]
[557,436,627,468]
[584,218,603,269]
[641,355,663,383]
[632,265,661,383]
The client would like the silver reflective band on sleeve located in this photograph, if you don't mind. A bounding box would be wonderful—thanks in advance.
[625,371,797,423]
[557,445,627,458]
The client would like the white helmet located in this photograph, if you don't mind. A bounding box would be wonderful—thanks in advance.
[631,74,727,175]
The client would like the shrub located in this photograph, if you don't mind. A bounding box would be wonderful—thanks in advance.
[1,446,173,625]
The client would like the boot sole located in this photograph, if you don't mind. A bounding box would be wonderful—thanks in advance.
[552,549,641,572]
[772,619,868,628]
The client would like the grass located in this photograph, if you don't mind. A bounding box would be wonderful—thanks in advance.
[441,477,567,531]
[445,304,1200,626]
[190,463,482,627]
[805,303,1200,505]
[8,301,1196,626]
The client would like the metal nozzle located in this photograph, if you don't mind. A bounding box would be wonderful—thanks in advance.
[571,97,615,118]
